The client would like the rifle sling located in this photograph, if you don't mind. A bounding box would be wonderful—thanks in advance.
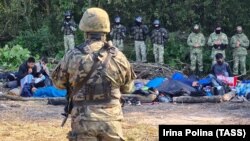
[71,44,114,97]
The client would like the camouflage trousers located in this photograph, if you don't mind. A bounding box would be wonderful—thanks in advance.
[113,39,124,51]
[64,35,75,53]
[135,41,147,62]
[233,54,246,75]
[190,48,203,72]
[68,120,124,141]
[211,49,226,64]
[153,44,164,64]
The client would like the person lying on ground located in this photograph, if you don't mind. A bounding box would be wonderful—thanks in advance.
[172,72,228,95]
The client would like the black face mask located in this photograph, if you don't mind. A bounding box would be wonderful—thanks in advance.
[136,21,142,26]
[215,29,221,34]
[115,22,120,25]
[237,30,242,34]
[154,25,160,28]
[194,29,199,33]
[65,17,71,22]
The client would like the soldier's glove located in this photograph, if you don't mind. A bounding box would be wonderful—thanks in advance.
[213,44,220,49]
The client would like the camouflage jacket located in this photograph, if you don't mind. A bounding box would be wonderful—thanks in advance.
[52,41,136,121]
[61,20,77,35]
[207,32,228,50]
[150,28,168,45]
[187,32,206,48]
[230,33,249,55]
[131,25,148,41]
[110,24,126,40]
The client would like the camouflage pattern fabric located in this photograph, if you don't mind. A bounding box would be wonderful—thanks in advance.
[131,25,148,41]
[61,20,77,35]
[135,41,147,62]
[153,44,164,64]
[52,40,136,141]
[187,32,205,71]
[230,33,249,75]
[64,35,75,53]
[79,8,110,33]
[207,32,228,63]
[110,24,126,40]
[151,28,168,45]
[190,48,203,71]
[112,39,124,51]
[68,120,124,141]
[232,55,247,75]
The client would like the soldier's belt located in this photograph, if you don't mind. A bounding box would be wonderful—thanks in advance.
[73,99,120,106]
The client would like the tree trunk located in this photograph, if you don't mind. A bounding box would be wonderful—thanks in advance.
[88,0,92,7]
[173,91,236,103]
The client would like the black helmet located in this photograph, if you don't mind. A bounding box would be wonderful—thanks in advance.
[64,10,72,17]
[153,19,160,25]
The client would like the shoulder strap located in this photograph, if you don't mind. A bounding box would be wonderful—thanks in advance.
[70,41,116,96]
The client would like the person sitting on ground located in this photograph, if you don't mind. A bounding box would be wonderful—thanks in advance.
[35,57,50,77]
[211,53,232,77]
[35,57,53,87]
[17,57,37,88]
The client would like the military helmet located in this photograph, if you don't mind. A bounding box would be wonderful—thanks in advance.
[64,10,72,16]
[115,16,121,23]
[153,19,160,25]
[79,7,110,33]
[135,16,142,23]
[193,24,199,30]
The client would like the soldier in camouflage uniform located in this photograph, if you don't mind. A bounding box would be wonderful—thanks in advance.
[110,16,126,51]
[230,26,249,76]
[187,24,206,74]
[150,19,168,64]
[61,10,77,53]
[207,23,228,64]
[131,16,148,63]
[52,8,136,141]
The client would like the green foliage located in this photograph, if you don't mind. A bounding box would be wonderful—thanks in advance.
[0,0,250,74]
[0,44,31,70]
[55,50,65,60]
[9,25,62,56]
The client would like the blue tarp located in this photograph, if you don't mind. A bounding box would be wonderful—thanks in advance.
[172,72,212,86]
[146,77,166,88]
[33,86,66,97]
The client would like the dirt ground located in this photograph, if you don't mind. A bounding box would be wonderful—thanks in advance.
[1,100,250,141]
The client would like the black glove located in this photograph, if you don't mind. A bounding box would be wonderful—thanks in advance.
[220,44,227,50]
[213,44,220,49]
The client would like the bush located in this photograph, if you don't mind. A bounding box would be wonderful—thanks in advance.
[0,44,31,70]
[9,26,63,57]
